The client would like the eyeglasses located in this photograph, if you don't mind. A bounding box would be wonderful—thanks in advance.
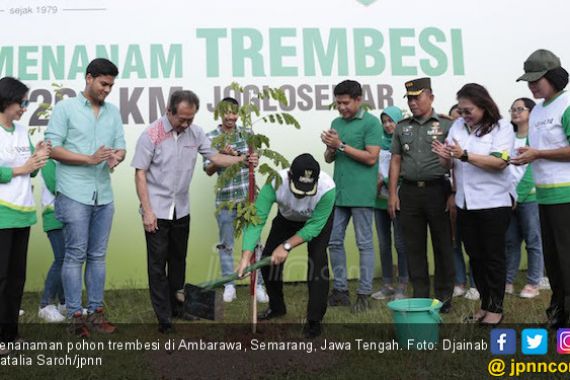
[20,99,30,108]
[456,107,474,116]
[509,107,529,114]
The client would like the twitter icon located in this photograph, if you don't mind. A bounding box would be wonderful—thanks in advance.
[522,328,548,355]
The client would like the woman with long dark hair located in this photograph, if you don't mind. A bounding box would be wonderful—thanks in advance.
[0,77,50,353]
[433,83,514,325]
[512,49,570,328]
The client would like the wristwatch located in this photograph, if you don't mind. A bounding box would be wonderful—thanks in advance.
[460,150,469,162]
[337,142,346,152]
[283,241,292,252]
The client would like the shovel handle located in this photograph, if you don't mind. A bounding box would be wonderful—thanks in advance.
[198,256,272,290]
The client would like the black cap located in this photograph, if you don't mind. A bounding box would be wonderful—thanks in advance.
[404,77,431,97]
[289,153,320,196]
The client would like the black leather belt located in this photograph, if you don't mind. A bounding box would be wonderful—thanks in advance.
[402,178,446,188]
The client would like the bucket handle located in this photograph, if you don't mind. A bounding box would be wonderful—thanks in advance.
[429,309,443,323]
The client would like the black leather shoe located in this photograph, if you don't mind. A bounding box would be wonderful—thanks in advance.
[181,313,200,321]
[479,315,504,326]
[158,322,175,334]
[258,308,286,321]
[440,300,452,314]
[546,314,569,329]
[172,302,184,319]
[303,320,322,339]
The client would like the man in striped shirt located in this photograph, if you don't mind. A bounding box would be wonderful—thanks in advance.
[204,97,268,303]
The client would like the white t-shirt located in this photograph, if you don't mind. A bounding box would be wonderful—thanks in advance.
[377,149,391,199]
[447,118,515,210]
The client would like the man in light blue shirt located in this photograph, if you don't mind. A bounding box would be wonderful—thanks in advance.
[45,58,126,337]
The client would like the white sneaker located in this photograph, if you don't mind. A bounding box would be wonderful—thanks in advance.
[57,303,67,316]
[57,304,88,317]
[505,283,514,295]
[38,305,65,323]
[371,286,395,300]
[223,285,237,303]
[392,287,407,300]
[453,285,466,297]
[256,286,269,303]
[539,277,551,290]
[18,309,24,317]
[464,288,480,300]
[519,284,539,299]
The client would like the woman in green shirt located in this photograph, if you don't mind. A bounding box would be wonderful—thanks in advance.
[0,77,49,351]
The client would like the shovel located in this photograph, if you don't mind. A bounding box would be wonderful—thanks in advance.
[183,138,261,326]
[182,256,271,320]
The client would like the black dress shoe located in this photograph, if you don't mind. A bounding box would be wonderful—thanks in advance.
[303,320,321,339]
[258,308,286,321]
[440,300,452,314]
[546,314,569,329]
[181,313,200,321]
[479,315,504,326]
[158,322,175,334]
[172,302,185,319]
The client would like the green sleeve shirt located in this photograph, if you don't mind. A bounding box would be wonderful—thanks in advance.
[41,159,64,232]
[242,182,336,251]
[331,109,381,207]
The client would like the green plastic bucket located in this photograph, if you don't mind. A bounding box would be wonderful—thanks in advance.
[387,298,442,350]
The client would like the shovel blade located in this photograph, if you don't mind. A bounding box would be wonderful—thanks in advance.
[184,283,224,321]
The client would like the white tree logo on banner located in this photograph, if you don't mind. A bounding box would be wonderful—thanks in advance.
[356,0,378,5]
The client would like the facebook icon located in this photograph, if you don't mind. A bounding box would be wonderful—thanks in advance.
[491,329,516,355]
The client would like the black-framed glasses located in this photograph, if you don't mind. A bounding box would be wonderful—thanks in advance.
[509,107,529,114]
[20,99,30,108]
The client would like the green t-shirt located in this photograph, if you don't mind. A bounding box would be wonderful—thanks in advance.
[510,136,537,203]
[517,166,537,203]
[375,195,388,210]
[41,159,64,232]
[331,108,382,207]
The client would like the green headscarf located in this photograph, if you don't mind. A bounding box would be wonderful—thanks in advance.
[380,106,403,151]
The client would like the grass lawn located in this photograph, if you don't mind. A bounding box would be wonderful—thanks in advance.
[3,272,562,379]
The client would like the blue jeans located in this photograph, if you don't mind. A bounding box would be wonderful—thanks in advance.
[453,221,475,287]
[505,201,543,285]
[39,229,66,307]
[55,193,114,317]
[374,209,408,284]
[216,208,263,286]
[328,207,375,295]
